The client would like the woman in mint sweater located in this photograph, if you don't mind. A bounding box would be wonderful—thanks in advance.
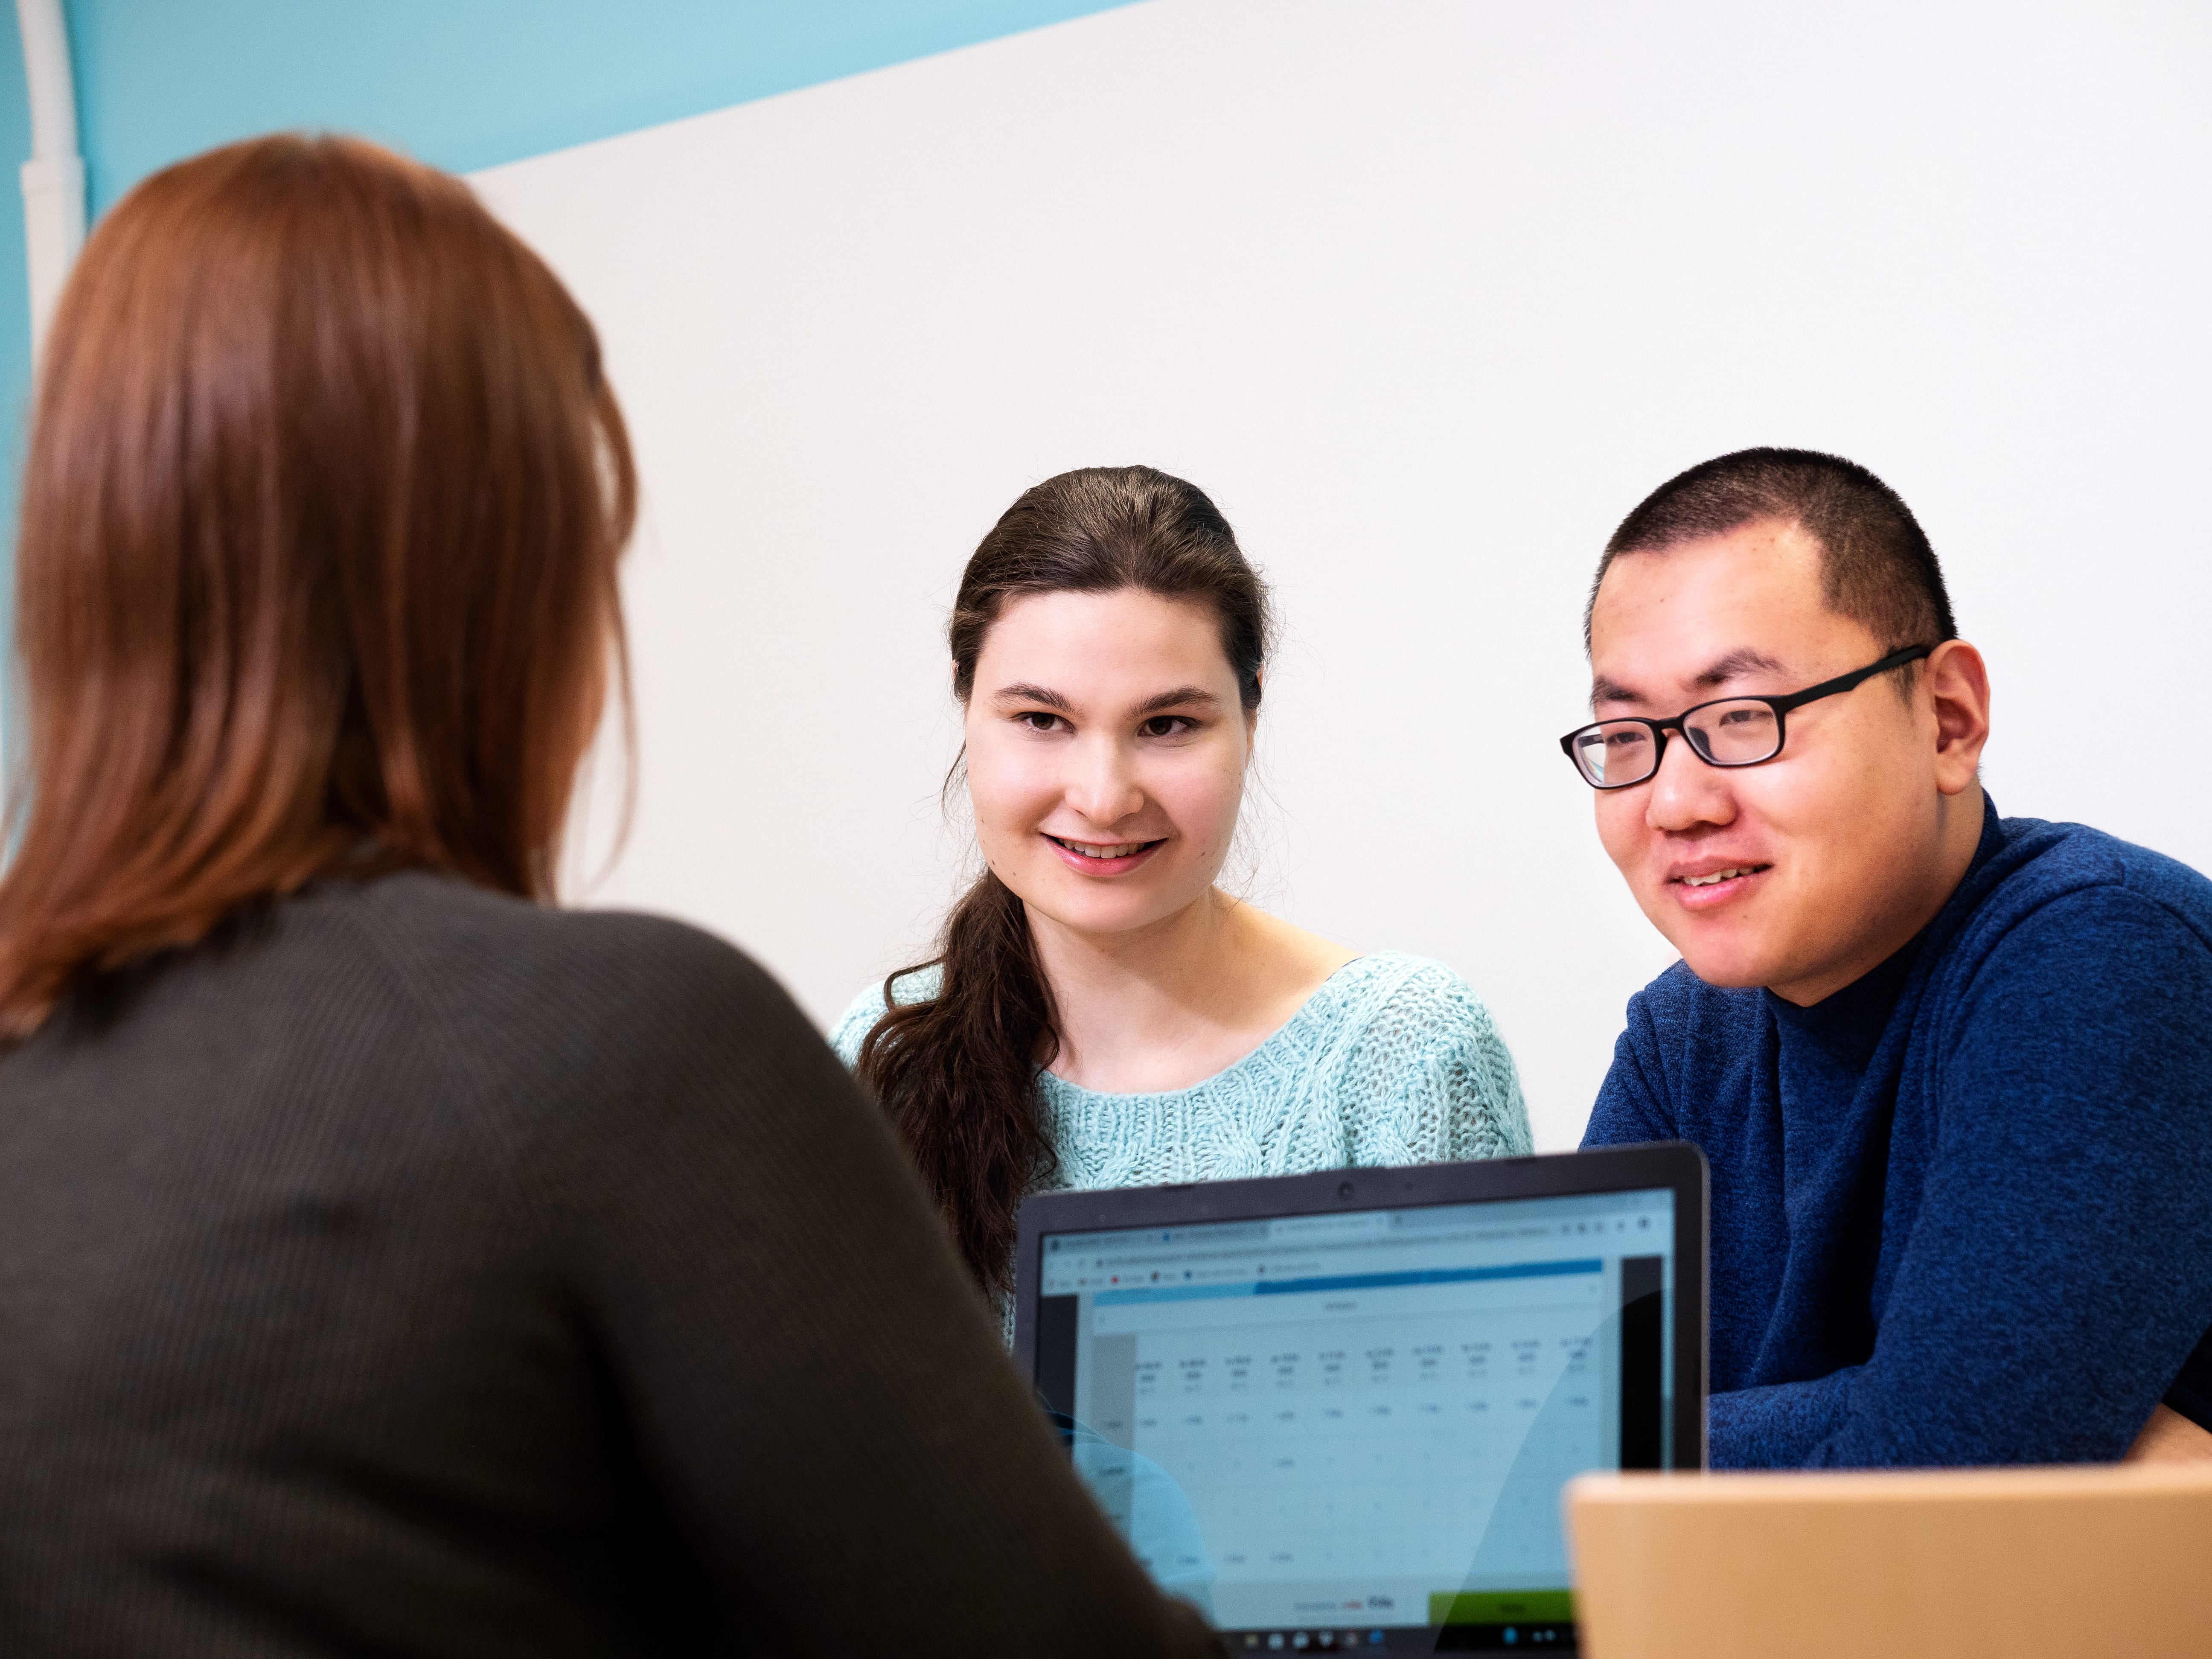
[835,466,1531,1316]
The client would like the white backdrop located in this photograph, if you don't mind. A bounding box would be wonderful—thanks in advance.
[475,0,2212,1151]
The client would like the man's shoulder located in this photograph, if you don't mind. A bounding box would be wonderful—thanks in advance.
[1624,957,1768,1040]
[1960,814,2212,956]
[1585,961,1767,1146]
[1605,960,1771,1119]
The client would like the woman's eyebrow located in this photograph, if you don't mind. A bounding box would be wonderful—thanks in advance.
[990,682,1073,711]
[1132,687,1223,715]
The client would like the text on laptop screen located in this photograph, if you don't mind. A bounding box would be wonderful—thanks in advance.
[1034,1187,1676,1650]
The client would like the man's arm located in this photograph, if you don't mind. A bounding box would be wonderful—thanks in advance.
[1708,888,2212,1468]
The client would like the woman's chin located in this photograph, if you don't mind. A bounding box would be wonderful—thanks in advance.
[1017,876,1209,943]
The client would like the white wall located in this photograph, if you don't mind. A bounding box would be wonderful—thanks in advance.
[474,0,2212,1151]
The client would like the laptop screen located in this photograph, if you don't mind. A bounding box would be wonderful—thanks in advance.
[1033,1185,1677,1653]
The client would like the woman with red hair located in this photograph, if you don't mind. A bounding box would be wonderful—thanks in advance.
[0,135,1214,1659]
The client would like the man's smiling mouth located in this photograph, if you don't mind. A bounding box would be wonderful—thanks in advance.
[1671,863,1773,889]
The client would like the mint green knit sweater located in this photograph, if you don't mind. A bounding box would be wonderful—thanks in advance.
[830,951,1532,1203]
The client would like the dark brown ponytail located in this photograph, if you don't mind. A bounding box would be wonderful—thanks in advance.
[856,465,1270,1295]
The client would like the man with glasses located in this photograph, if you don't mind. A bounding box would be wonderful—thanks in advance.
[1569,447,2212,1467]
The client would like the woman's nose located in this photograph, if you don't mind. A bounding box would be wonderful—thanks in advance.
[1063,735,1145,827]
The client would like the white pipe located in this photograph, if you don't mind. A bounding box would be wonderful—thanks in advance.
[16,0,84,362]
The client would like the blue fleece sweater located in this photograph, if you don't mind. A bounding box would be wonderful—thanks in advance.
[1584,800,2212,1468]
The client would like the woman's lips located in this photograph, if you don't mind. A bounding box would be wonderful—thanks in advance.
[1668,863,1772,909]
[1044,834,1166,876]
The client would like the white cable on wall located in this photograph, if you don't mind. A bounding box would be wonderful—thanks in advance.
[16,0,83,364]
[9,1,82,791]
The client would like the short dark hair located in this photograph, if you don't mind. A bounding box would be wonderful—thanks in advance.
[1586,448,1957,655]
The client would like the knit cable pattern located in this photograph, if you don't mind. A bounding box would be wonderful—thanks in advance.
[831,949,1532,1198]
[832,952,1531,1342]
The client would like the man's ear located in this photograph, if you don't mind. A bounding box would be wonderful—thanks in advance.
[1926,640,1991,795]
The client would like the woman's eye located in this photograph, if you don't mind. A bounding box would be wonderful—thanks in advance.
[1139,715,1195,738]
[1016,711,1065,733]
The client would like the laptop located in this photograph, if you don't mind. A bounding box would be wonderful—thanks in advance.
[1013,1144,1708,1654]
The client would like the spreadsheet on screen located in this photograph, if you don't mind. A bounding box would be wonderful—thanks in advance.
[1034,1187,1676,1641]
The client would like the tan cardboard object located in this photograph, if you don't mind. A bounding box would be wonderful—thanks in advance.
[1565,1463,2212,1659]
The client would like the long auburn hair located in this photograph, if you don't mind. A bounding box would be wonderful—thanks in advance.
[856,465,1271,1294]
[0,134,635,1039]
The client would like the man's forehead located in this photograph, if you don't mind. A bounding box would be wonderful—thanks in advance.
[1586,524,1846,704]
[1594,521,1820,614]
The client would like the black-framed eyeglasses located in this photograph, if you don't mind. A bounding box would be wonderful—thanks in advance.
[1558,643,1935,790]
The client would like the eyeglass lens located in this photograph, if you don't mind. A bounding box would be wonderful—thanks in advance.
[1571,699,1784,786]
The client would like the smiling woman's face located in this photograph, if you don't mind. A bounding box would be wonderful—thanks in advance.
[963,588,1254,941]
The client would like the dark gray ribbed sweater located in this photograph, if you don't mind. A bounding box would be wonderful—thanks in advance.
[0,873,1217,1657]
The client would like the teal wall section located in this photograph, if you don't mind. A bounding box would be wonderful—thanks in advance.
[1,0,1139,731]
[71,0,1141,216]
